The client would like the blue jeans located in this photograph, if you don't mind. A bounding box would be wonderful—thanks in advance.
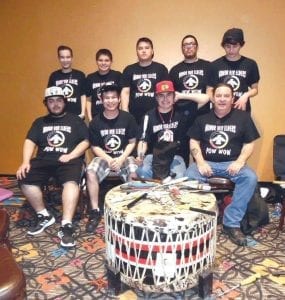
[185,161,257,228]
[136,154,186,179]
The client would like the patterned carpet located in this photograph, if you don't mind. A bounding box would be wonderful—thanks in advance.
[1,176,285,300]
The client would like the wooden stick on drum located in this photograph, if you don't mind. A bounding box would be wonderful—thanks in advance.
[126,192,148,209]
[189,207,216,216]
[125,177,188,209]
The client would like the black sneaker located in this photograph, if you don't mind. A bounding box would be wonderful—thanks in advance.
[58,223,75,247]
[222,225,247,246]
[27,214,55,235]
[86,209,102,233]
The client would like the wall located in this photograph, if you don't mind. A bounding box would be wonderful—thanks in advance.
[1,0,284,180]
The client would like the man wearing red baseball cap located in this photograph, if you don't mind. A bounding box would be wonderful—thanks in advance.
[136,80,189,180]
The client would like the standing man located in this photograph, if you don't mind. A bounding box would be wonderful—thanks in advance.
[48,45,86,118]
[16,87,89,248]
[86,85,138,233]
[169,34,211,121]
[185,83,260,246]
[86,49,121,121]
[136,80,188,180]
[169,34,210,164]
[207,28,260,112]
[120,37,169,124]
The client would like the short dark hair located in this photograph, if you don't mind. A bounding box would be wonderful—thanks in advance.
[96,48,113,61]
[181,34,199,47]
[213,83,234,96]
[136,37,153,49]
[57,45,73,57]
[100,84,121,98]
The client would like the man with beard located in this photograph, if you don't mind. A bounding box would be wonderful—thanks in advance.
[170,34,211,120]
[185,83,260,246]
[120,37,169,124]
[16,86,89,248]
[48,45,87,118]
[169,35,210,164]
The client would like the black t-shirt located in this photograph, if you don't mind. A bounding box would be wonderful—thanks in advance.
[27,113,89,160]
[47,69,86,115]
[121,61,169,124]
[187,109,260,162]
[208,56,260,111]
[89,110,138,158]
[86,70,122,117]
[169,59,211,119]
[138,108,189,157]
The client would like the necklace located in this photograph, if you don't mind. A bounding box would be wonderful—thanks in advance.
[158,109,174,125]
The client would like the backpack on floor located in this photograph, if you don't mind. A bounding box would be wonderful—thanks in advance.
[240,184,269,235]
[273,135,285,180]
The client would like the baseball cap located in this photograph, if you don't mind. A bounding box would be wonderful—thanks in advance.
[155,81,175,94]
[221,28,245,46]
[44,86,65,99]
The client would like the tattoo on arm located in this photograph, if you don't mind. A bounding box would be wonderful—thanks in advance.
[191,148,199,157]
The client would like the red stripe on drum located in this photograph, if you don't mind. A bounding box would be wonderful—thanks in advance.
[111,229,215,252]
[115,248,212,267]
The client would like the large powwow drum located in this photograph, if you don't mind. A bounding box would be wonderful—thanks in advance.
[104,183,217,293]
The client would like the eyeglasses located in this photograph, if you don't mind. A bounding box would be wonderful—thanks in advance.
[182,42,197,48]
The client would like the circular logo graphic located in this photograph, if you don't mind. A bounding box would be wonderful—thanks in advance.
[61,83,74,98]
[104,135,121,151]
[47,131,65,147]
[183,74,199,90]
[224,75,240,91]
[158,129,174,142]
[137,78,152,93]
[209,131,228,149]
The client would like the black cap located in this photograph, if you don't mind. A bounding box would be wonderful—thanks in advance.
[100,84,121,96]
[221,28,245,46]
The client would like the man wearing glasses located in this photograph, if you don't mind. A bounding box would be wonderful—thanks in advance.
[169,35,210,164]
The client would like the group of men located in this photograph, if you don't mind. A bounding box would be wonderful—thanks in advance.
[16,27,260,247]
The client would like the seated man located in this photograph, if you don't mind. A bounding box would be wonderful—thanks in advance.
[86,84,138,233]
[136,80,190,180]
[16,86,89,248]
[185,83,260,246]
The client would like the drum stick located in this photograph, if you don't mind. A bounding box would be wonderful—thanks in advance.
[133,176,161,184]
[125,177,188,209]
[138,115,149,160]
[141,115,149,141]
[189,207,216,216]
[126,192,148,209]
[216,273,260,297]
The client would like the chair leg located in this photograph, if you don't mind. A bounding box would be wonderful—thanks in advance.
[278,200,285,230]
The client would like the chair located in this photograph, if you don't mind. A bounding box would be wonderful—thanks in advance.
[0,209,26,300]
[273,135,285,230]
[44,170,87,221]
[207,177,235,223]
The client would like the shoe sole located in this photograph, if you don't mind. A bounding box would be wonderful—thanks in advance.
[57,231,76,248]
[27,216,55,235]
[60,241,76,248]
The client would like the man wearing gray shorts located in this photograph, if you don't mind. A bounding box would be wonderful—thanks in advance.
[86,84,138,233]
